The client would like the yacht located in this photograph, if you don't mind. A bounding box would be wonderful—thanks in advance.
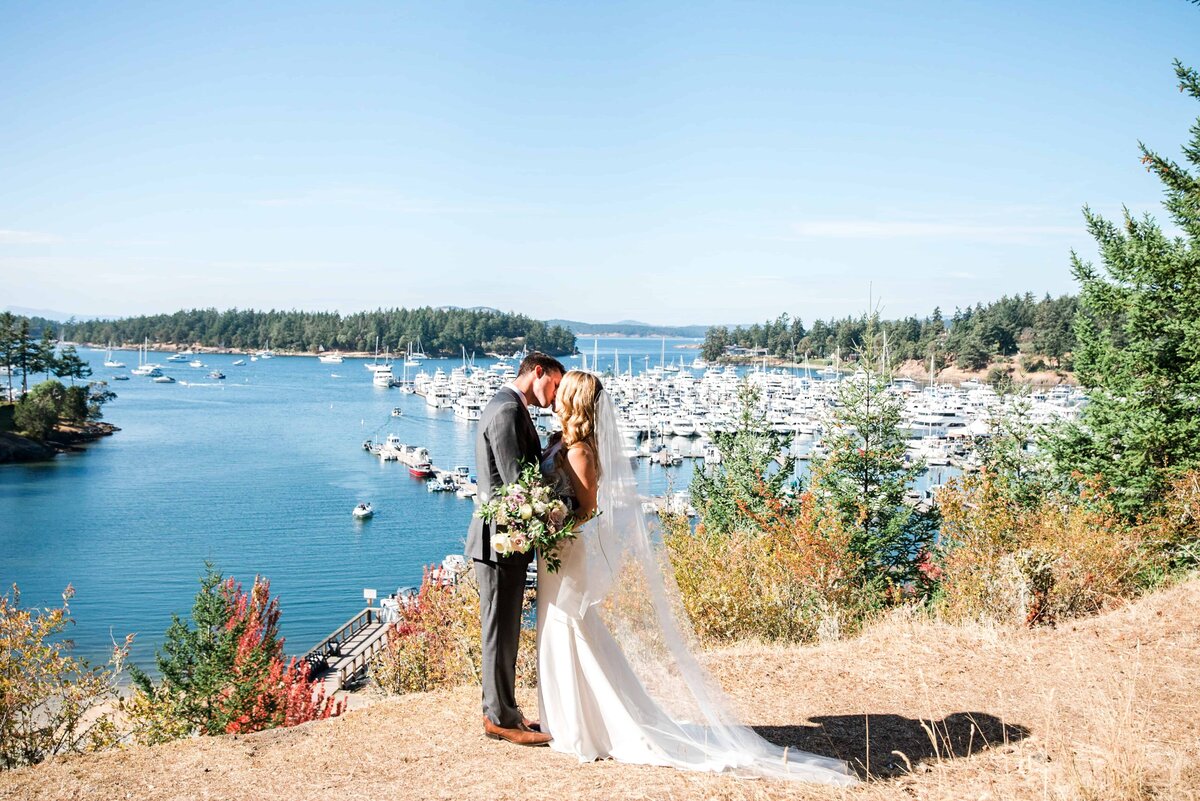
[373,367,395,387]
[318,352,344,364]
[453,395,483,422]
[153,375,175,384]
[167,353,188,362]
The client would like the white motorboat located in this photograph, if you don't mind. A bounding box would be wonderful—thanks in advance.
[232,359,246,366]
[391,407,403,417]
[352,502,374,520]
[167,353,188,362]
[427,473,457,493]
[153,375,175,383]
[318,352,344,364]
[189,359,204,368]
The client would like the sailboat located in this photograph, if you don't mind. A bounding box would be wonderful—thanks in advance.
[366,337,393,372]
[102,343,125,369]
[131,339,162,377]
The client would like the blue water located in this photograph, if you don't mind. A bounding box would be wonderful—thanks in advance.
[0,337,703,667]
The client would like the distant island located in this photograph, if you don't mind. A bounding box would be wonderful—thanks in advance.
[545,319,710,338]
[51,307,577,358]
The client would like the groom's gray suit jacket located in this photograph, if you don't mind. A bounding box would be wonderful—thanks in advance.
[465,386,541,566]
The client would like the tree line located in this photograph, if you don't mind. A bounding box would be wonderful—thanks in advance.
[701,293,1079,371]
[55,306,577,357]
[0,312,93,396]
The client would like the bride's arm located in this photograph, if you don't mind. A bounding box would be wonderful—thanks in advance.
[564,443,598,520]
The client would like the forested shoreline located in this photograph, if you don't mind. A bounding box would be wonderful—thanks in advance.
[702,293,1078,371]
[52,307,577,357]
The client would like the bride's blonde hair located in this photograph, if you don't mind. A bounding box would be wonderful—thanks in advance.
[556,370,603,461]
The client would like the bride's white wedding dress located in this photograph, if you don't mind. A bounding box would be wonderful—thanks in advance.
[535,402,856,785]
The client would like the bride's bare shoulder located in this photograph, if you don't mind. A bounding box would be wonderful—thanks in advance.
[565,441,597,475]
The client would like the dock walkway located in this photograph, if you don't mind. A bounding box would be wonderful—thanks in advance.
[303,608,392,694]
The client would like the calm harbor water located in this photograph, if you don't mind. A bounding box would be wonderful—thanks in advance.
[0,338,706,667]
[2,336,956,669]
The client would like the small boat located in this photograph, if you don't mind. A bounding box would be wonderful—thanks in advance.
[427,473,457,492]
[207,370,225,380]
[167,353,188,362]
[111,374,130,381]
[352,502,374,520]
[318,352,344,364]
[153,375,175,384]
[189,359,204,368]
[232,359,246,366]
[409,462,435,478]
[391,407,403,417]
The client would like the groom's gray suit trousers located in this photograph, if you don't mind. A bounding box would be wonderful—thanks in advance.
[475,560,527,729]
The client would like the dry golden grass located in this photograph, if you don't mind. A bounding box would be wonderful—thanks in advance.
[3,579,1197,801]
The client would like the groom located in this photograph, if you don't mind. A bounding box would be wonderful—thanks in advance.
[466,352,565,746]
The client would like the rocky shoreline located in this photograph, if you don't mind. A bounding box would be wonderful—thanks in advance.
[0,422,120,464]
[715,354,1075,387]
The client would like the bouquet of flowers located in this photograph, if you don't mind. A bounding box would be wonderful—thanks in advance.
[476,463,577,573]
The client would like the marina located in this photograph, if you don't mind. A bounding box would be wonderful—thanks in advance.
[0,337,1079,670]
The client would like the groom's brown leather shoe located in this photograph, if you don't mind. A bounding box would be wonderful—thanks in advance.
[522,716,542,733]
[483,716,551,746]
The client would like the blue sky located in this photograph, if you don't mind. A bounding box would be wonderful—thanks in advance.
[1,1,1197,326]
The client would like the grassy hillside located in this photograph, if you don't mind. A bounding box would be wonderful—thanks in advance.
[4,578,1196,800]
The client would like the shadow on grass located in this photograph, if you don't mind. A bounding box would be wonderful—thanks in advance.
[754,712,1030,780]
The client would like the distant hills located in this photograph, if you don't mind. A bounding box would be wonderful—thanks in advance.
[546,319,708,338]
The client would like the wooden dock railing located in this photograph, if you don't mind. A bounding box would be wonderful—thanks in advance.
[303,607,393,690]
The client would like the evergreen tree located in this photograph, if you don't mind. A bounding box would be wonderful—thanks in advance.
[53,345,91,386]
[14,381,66,441]
[809,320,938,591]
[0,312,16,399]
[1046,61,1200,518]
[688,383,794,536]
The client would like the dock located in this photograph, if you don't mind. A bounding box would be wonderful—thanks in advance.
[302,608,392,693]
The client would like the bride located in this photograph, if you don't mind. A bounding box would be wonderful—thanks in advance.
[535,370,856,785]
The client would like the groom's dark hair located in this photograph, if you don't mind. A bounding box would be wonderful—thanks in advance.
[518,351,566,377]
